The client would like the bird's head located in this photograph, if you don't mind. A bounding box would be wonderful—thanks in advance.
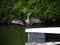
[28,13,32,16]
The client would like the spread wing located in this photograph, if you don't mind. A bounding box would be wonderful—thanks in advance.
[30,17,42,25]
[11,19,24,26]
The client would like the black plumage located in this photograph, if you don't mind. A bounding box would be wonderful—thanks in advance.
[11,13,42,28]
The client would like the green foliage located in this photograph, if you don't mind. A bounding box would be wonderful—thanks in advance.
[0,0,60,24]
[13,0,60,20]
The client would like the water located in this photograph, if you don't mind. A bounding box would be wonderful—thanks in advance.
[0,25,26,45]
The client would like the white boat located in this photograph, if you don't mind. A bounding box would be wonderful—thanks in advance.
[25,27,60,34]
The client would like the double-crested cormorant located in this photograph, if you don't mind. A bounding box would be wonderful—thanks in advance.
[11,13,42,28]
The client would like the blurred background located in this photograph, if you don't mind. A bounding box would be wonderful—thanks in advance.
[0,0,60,45]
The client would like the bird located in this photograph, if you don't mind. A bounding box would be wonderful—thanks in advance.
[11,13,42,28]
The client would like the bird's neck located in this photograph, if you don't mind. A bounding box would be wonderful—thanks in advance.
[27,15,30,20]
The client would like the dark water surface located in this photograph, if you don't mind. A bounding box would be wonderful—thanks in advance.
[0,25,27,45]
